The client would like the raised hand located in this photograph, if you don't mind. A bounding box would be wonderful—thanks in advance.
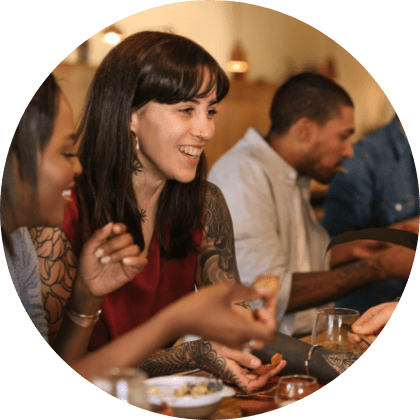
[163,283,278,351]
[75,222,148,299]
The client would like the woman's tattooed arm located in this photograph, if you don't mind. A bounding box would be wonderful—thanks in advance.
[196,182,241,287]
[29,227,77,344]
[195,182,253,314]
[141,340,244,392]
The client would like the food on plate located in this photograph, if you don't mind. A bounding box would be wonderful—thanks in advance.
[251,353,283,375]
[174,381,223,397]
[253,275,281,298]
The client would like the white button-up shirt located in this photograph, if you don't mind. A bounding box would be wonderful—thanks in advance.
[208,128,331,335]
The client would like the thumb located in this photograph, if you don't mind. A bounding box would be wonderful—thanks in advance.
[218,345,261,370]
[352,315,384,335]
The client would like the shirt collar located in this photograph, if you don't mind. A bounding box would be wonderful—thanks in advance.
[243,128,311,188]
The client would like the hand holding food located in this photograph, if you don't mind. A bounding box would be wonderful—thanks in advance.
[253,275,281,298]
[251,353,283,375]
[165,283,278,351]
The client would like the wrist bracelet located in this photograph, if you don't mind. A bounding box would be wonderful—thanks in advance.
[63,301,102,328]
[305,344,320,376]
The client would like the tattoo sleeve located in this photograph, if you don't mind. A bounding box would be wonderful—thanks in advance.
[29,227,77,343]
[141,340,244,391]
[196,182,241,287]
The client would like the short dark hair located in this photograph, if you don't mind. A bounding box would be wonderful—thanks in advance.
[1,74,60,254]
[269,72,353,136]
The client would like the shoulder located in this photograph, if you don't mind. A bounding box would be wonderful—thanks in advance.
[7,227,37,267]
[204,181,228,206]
[209,130,266,179]
[6,227,39,290]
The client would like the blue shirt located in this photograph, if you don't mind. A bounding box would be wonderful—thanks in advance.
[5,227,48,340]
[322,115,419,312]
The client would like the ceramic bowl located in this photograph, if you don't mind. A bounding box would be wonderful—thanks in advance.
[145,376,235,419]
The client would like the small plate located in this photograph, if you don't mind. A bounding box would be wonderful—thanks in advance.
[145,376,235,419]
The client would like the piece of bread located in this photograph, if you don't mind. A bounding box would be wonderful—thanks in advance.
[251,353,283,376]
[271,353,283,365]
[253,275,281,298]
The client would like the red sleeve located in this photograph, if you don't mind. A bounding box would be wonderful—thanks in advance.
[61,189,81,256]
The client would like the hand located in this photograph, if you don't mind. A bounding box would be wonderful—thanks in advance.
[389,216,419,234]
[374,244,415,279]
[167,284,278,350]
[70,223,148,312]
[329,239,388,267]
[190,341,286,395]
[348,301,398,349]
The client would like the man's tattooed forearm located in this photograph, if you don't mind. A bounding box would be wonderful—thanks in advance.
[322,353,358,374]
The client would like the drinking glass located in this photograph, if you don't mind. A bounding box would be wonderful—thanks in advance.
[274,375,319,407]
[91,367,150,410]
[311,307,362,354]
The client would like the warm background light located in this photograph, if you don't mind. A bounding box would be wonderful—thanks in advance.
[103,32,121,45]
[226,61,249,73]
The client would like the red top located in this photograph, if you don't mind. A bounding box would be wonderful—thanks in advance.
[62,190,202,350]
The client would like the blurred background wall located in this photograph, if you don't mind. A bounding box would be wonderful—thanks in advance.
[54,1,396,189]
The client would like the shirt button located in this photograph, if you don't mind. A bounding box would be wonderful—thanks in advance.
[395,203,403,211]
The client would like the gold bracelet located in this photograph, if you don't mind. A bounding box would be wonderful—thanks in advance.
[63,301,102,328]
[305,344,320,376]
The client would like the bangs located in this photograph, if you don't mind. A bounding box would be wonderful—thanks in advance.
[132,38,229,110]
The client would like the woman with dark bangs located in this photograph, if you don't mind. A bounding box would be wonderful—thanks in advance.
[32,31,285,393]
[3,73,283,384]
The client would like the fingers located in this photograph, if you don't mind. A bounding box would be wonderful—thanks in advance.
[216,344,262,370]
[352,302,397,335]
[228,284,267,303]
[84,222,148,267]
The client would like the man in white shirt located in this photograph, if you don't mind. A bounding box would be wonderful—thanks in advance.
[209,72,414,336]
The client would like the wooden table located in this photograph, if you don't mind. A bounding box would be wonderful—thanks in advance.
[160,335,320,418]
[155,371,281,418]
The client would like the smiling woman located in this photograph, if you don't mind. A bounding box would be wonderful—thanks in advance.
[2,72,281,388]
[30,31,286,393]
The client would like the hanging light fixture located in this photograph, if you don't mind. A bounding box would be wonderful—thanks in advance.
[102,25,124,46]
[226,42,249,80]
[226,4,249,80]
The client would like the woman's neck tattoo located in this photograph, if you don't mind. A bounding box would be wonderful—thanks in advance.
[133,160,143,175]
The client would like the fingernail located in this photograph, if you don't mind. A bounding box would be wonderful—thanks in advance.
[95,249,104,258]
[102,222,113,231]
[250,359,259,368]
[122,257,133,265]
[100,256,111,264]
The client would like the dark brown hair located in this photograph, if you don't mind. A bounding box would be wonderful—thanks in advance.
[76,31,229,258]
[1,74,59,254]
[269,72,353,137]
